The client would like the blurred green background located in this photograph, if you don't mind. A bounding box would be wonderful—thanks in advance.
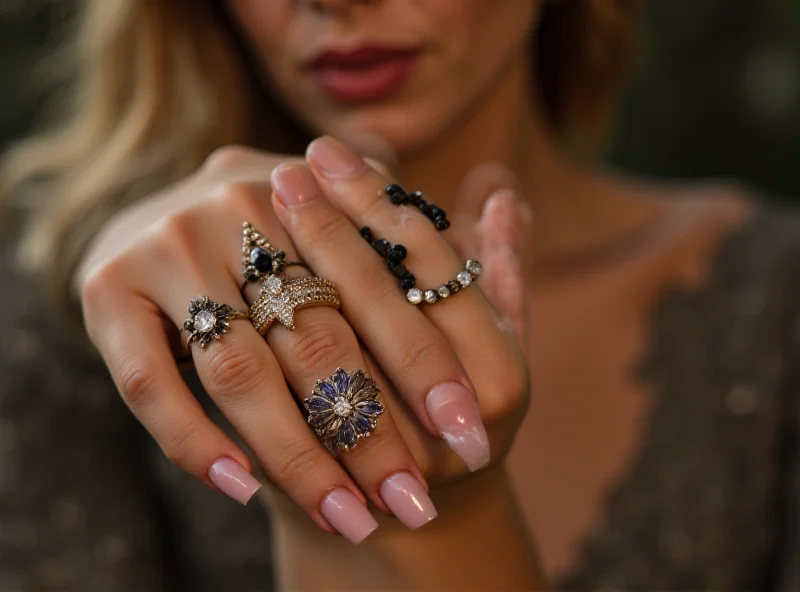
[2,1,800,196]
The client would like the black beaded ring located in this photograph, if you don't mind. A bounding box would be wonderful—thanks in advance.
[360,226,417,290]
[385,184,451,231]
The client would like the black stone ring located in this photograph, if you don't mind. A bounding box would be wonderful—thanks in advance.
[303,368,385,452]
[241,222,308,283]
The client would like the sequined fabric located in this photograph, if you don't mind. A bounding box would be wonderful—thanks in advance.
[1,209,800,590]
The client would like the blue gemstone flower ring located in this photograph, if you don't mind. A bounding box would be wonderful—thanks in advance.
[303,368,385,452]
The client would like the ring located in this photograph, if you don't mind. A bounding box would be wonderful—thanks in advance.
[406,259,482,305]
[303,368,385,452]
[183,296,250,349]
[249,274,340,334]
[242,222,308,283]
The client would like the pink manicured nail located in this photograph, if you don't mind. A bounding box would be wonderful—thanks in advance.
[271,163,320,207]
[425,383,491,471]
[380,472,437,530]
[307,136,366,178]
[320,489,378,545]
[208,457,262,506]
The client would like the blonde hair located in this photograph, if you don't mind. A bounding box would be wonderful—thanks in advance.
[1,0,639,309]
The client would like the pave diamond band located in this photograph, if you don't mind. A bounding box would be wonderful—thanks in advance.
[249,275,341,334]
[407,259,482,305]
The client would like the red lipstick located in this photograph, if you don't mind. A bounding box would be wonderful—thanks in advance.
[307,45,420,103]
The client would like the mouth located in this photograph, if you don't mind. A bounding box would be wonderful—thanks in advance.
[305,44,422,103]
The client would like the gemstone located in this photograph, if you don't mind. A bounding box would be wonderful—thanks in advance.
[416,199,428,211]
[353,414,373,434]
[265,275,282,294]
[435,219,450,231]
[391,263,408,278]
[465,259,482,277]
[305,396,332,413]
[400,274,416,290]
[447,280,461,293]
[424,290,438,304]
[457,271,472,287]
[372,238,390,257]
[194,310,216,332]
[317,381,337,401]
[389,191,406,205]
[356,400,385,416]
[360,226,372,241]
[385,183,404,196]
[338,421,358,449]
[388,244,407,261]
[333,368,350,393]
[438,285,451,298]
[332,396,353,417]
[407,288,423,304]
[250,247,273,273]
[409,191,423,205]
[428,206,446,221]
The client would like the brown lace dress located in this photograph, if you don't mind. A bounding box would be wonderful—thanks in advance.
[1,207,799,591]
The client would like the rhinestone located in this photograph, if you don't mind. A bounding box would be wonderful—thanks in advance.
[457,271,472,287]
[424,290,438,304]
[465,259,482,277]
[333,396,353,417]
[265,275,282,294]
[407,288,423,304]
[250,247,273,273]
[438,285,450,298]
[194,310,216,332]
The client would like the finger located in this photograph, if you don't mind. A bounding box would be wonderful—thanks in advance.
[85,291,259,502]
[477,189,528,347]
[305,136,527,456]
[139,254,379,543]
[271,161,491,472]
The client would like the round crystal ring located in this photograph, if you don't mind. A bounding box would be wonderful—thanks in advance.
[182,296,249,350]
[405,259,483,306]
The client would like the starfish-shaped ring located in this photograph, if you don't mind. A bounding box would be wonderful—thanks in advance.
[249,275,340,334]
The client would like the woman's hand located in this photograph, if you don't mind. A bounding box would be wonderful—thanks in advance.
[271,136,530,487]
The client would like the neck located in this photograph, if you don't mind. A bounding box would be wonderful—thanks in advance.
[392,51,663,269]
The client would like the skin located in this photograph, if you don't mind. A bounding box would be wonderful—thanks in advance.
[77,0,750,588]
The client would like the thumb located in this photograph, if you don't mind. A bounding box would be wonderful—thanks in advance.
[477,188,531,350]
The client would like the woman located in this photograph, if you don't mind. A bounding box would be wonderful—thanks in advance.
[3,0,799,590]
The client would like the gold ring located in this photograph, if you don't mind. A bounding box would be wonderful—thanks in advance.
[249,275,340,334]
[242,222,307,283]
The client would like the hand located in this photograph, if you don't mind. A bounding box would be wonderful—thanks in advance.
[271,136,530,488]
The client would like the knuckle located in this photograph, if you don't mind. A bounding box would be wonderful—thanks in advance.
[80,262,120,311]
[286,322,350,370]
[273,440,326,485]
[117,358,159,409]
[397,337,443,375]
[203,344,264,396]
[202,145,258,172]
[220,181,266,211]
[164,420,201,468]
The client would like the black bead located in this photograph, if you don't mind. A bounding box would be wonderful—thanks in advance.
[360,226,372,241]
[416,199,428,212]
[372,238,390,257]
[250,247,274,273]
[435,219,451,231]
[409,191,424,205]
[387,254,402,268]
[391,263,408,278]
[388,244,407,261]
[400,274,416,289]
[389,191,406,205]
[385,183,405,196]
[429,206,447,221]
[447,280,461,293]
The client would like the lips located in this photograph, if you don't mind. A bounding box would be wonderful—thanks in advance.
[306,45,421,103]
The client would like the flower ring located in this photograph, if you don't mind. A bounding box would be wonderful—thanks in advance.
[303,368,385,452]
[182,296,249,349]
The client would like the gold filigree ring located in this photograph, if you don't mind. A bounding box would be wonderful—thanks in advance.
[182,296,250,350]
[249,275,340,335]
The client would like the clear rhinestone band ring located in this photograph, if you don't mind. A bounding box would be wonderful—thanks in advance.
[406,259,482,305]
[249,274,341,334]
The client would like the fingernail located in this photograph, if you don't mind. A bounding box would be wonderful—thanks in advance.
[320,489,378,545]
[380,472,437,530]
[425,383,491,471]
[208,457,262,506]
[271,163,319,207]
[307,136,366,178]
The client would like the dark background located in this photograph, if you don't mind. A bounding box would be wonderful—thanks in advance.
[2,1,800,197]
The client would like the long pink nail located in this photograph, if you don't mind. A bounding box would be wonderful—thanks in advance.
[320,489,378,545]
[425,383,491,471]
[208,457,262,506]
[307,136,366,178]
[380,472,437,530]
